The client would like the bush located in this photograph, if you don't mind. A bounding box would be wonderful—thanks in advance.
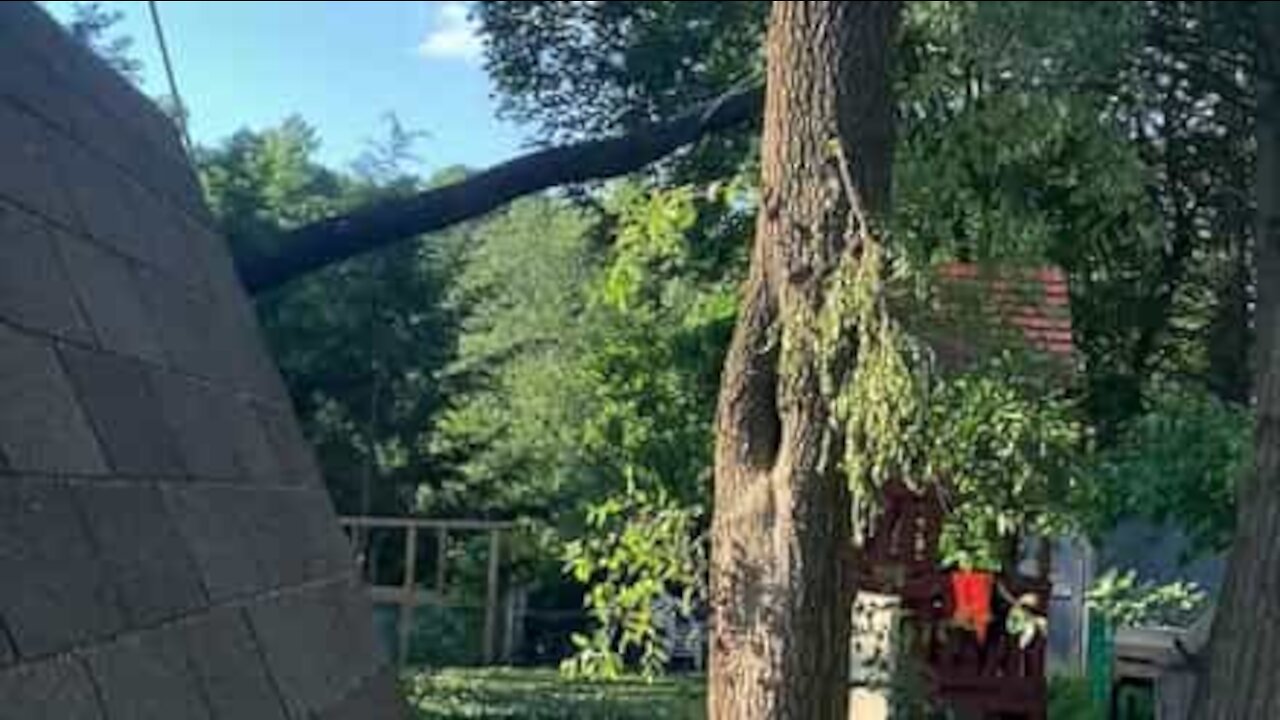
[1048,675,1105,720]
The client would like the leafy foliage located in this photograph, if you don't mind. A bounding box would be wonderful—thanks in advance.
[552,185,743,678]
[926,359,1090,570]
[435,181,745,676]
[473,0,1251,673]
[177,0,1256,684]
[580,184,743,506]
[821,240,933,506]
[61,1,143,81]
[1091,385,1249,554]
[200,118,348,270]
[476,1,767,181]
[896,1,1255,436]
[891,1,1254,568]
[561,480,704,681]
[427,197,600,518]
[478,0,1254,433]
[477,2,766,140]
[802,217,1087,571]
[1087,569,1208,628]
[200,117,465,515]
[897,3,1147,437]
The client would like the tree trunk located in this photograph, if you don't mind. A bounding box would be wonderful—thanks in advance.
[708,3,900,719]
[1192,4,1280,717]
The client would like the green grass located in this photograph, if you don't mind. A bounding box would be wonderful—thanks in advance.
[405,667,706,720]
[407,669,1110,719]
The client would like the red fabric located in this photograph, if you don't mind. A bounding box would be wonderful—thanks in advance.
[951,570,994,642]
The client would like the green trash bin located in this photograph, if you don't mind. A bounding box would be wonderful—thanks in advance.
[1087,613,1114,711]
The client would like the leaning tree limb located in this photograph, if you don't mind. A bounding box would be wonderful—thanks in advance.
[240,84,764,294]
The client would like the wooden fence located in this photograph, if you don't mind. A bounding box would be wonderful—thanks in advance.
[339,516,515,668]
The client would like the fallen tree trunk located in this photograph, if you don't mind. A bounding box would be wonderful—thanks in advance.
[240,85,764,293]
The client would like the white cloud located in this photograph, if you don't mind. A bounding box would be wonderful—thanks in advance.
[418,2,482,61]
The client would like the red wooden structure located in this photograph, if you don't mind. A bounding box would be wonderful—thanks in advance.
[856,481,1050,719]
[852,264,1073,718]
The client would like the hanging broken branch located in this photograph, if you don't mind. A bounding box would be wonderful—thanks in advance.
[240,85,764,294]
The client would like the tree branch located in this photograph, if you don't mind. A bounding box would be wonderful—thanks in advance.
[240,85,765,294]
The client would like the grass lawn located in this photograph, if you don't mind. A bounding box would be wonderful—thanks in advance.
[404,667,706,719]
[404,668,1103,718]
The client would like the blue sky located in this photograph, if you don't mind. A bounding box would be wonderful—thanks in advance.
[44,1,528,174]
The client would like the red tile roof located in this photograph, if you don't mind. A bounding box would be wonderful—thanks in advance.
[931,263,1075,364]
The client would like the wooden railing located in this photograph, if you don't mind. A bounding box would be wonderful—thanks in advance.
[339,516,514,667]
[916,575,1051,719]
[853,480,1051,719]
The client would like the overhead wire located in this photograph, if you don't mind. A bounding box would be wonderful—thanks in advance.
[146,1,193,157]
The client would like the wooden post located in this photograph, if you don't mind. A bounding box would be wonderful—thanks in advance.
[397,525,418,668]
[482,528,502,664]
[1036,537,1052,580]
[502,586,522,663]
[435,527,448,595]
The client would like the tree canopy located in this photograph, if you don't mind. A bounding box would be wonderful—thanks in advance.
[60,0,1268,706]
[182,0,1258,683]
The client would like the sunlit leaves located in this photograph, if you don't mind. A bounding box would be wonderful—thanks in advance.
[561,480,704,681]
[925,357,1090,569]
[1087,568,1208,628]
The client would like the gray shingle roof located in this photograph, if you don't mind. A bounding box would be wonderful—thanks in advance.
[0,4,403,717]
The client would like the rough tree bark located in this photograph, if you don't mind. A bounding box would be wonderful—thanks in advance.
[708,4,900,719]
[1191,3,1280,717]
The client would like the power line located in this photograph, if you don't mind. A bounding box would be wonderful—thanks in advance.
[147,1,193,156]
